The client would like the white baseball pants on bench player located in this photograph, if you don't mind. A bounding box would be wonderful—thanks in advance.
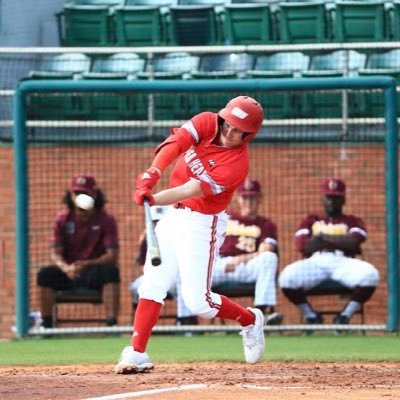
[279,251,380,290]
[212,252,279,307]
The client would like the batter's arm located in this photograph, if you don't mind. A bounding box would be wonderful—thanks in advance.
[153,178,203,205]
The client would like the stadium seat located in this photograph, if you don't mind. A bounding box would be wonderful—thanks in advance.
[333,0,387,42]
[303,50,366,77]
[137,52,199,79]
[189,53,254,115]
[56,5,113,46]
[357,49,400,116]
[26,53,91,120]
[391,1,400,40]
[67,0,124,5]
[223,4,274,45]
[196,52,255,77]
[114,5,166,46]
[135,52,201,120]
[246,52,309,119]
[69,0,120,4]
[278,1,331,44]
[82,53,146,120]
[168,5,220,45]
[300,50,366,118]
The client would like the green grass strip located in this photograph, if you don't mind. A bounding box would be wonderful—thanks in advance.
[0,334,399,366]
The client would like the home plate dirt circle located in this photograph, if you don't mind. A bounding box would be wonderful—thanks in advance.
[0,362,399,400]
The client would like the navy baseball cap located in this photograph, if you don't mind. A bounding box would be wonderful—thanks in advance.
[237,178,262,196]
[321,178,346,197]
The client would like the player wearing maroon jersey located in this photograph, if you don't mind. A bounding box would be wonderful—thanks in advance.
[115,96,266,374]
[211,178,282,325]
[279,178,379,326]
[37,174,120,328]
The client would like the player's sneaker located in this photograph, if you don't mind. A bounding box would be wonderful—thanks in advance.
[265,311,284,325]
[333,314,349,334]
[305,313,323,335]
[240,307,265,364]
[114,346,154,374]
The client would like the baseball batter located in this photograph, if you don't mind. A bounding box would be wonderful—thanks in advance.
[211,178,282,325]
[279,178,379,325]
[115,96,266,374]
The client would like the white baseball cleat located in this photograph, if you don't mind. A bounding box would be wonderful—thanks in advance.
[114,346,154,374]
[240,307,265,364]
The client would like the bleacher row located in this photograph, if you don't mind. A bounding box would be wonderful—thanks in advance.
[26,49,400,120]
[57,0,400,47]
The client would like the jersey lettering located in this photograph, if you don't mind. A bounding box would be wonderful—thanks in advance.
[184,148,206,177]
[236,236,257,253]
[226,219,261,238]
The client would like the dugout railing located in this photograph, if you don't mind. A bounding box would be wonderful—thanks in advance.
[12,76,399,337]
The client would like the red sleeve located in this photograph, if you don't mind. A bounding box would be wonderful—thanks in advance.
[155,126,196,155]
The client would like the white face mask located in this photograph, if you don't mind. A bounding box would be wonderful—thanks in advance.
[74,193,95,210]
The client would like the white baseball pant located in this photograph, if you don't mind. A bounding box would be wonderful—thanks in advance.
[131,275,194,318]
[278,250,380,290]
[212,251,279,306]
[138,206,228,319]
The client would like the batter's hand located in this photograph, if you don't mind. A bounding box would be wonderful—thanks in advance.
[136,167,161,191]
[134,188,155,206]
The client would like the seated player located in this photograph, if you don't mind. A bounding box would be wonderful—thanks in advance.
[210,178,282,325]
[279,178,380,325]
[37,174,120,328]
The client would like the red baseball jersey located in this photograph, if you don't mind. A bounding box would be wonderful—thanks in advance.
[295,213,367,257]
[166,112,250,214]
[52,209,119,263]
[219,212,278,257]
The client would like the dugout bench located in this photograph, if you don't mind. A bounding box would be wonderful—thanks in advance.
[52,288,105,327]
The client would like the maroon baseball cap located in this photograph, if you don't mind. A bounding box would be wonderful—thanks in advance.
[71,174,97,195]
[321,178,346,197]
[237,178,262,196]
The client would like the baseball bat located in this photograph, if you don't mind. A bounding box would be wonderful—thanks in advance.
[143,200,161,266]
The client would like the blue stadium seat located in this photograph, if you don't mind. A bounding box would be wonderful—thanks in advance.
[135,52,201,120]
[357,49,400,116]
[82,53,146,120]
[299,50,366,118]
[189,53,254,115]
[26,53,91,120]
[246,52,309,119]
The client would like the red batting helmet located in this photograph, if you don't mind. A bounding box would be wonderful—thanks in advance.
[218,96,264,140]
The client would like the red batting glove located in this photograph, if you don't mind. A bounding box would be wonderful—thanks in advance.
[136,167,161,191]
[134,188,155,206]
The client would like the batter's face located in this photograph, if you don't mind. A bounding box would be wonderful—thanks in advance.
[219,121,245,148]
[323,195,345,217]
[238,195,261,219]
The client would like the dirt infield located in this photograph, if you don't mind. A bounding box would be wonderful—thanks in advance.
[1,362,399,400]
